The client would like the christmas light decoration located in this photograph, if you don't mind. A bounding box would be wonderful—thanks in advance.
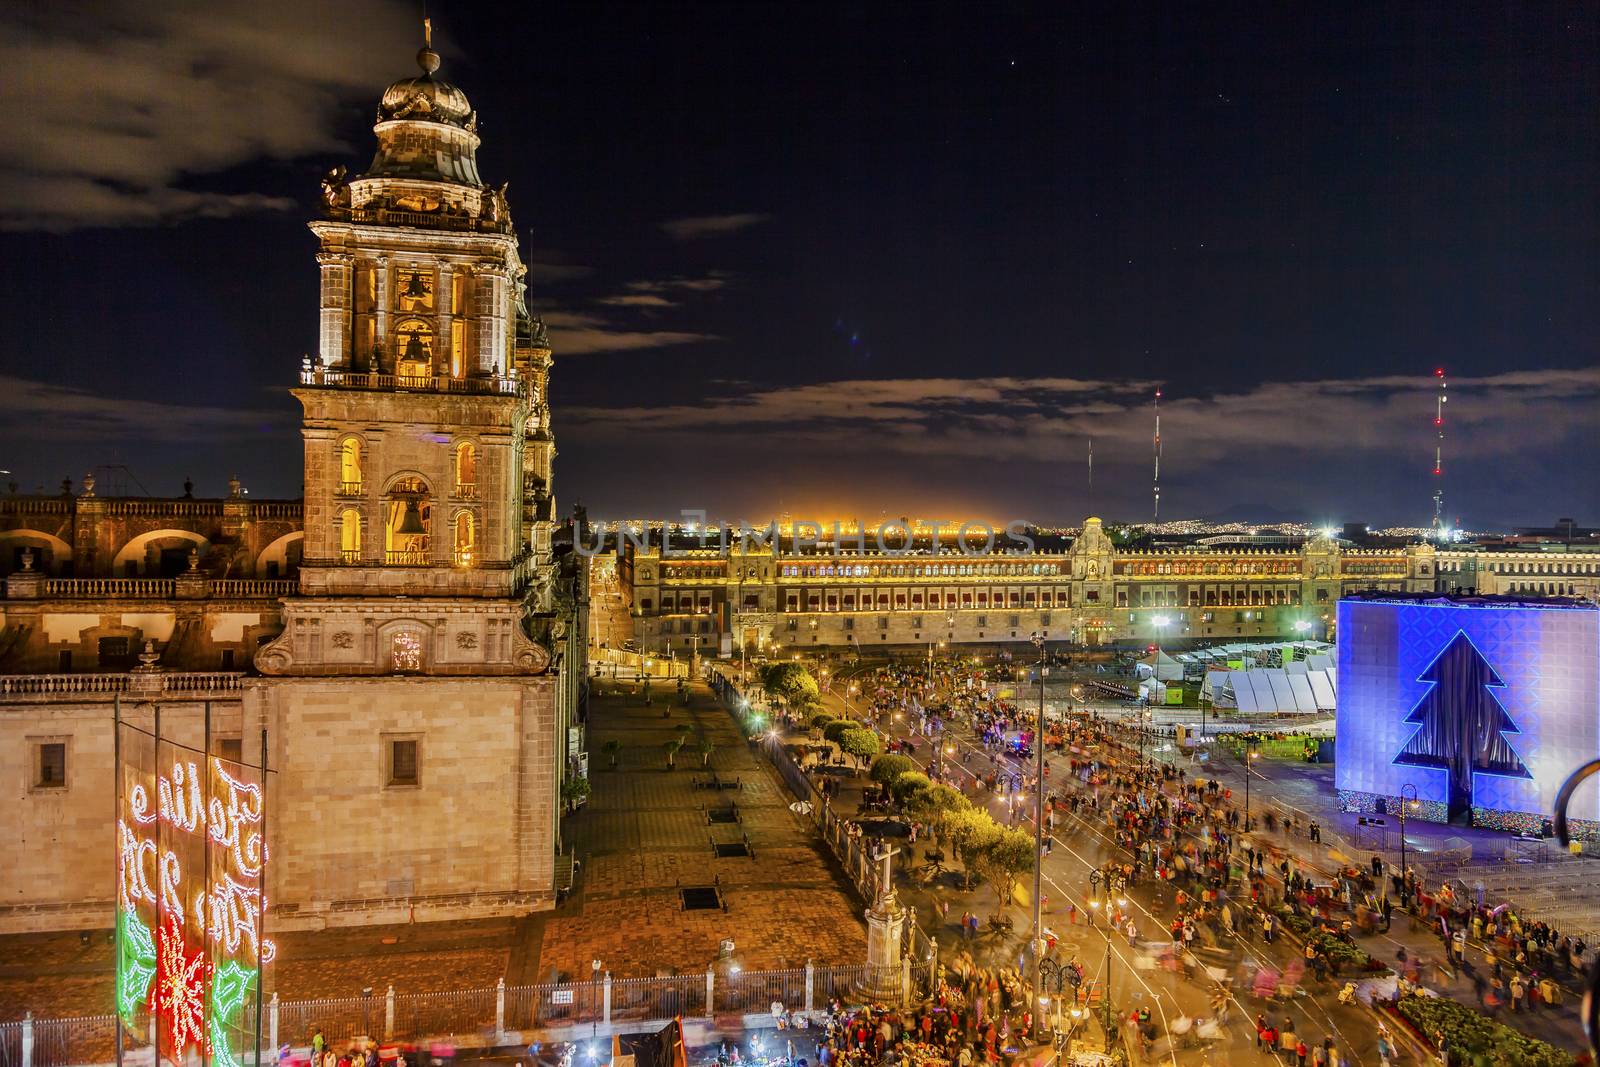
[209,960,256,1067]
[116,908,157,1021]
[158,915,207,1060]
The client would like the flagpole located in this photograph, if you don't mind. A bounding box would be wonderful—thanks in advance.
[202,701,212,1067]
[153,702,162,1067]
[114,694,124,1067]
[254,725,266,1067]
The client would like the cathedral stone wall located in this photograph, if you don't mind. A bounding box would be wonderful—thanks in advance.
[246,676,559,929]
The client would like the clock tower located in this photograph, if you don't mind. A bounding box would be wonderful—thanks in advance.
[245,28,579,925]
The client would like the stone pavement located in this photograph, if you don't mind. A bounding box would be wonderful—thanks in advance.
[535,679,867,979]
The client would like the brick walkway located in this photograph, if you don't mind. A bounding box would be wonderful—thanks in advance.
[537,680,867,978]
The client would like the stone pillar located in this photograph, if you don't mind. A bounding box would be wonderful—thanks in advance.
[602,972,612,1025]
[269,993,279,1052]
[373,257,391,371]
[861,845,908,1004]
[495,978,506,1042]
[471,266,508,377]
[21,1013,32,1067]
[704,967,715,1020]
[316,253,354,368]
[436,264,456,377]
[804,961,815,1014]
[385,985,396,1039]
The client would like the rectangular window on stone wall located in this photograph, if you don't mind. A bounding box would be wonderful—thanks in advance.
[98,636,131,669]
[34,742,66,789]
[218,738,243,765]
[388,739,420,787]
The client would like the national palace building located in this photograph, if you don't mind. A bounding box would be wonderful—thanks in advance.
[620,518,1600,655]
[0,37,585,934]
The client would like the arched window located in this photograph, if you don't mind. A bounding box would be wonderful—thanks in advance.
[385,476,430,565]
[454,512,476,566]
[455,442,477,496]
[339,508,362,563]
[395,318,434,380]
[339,438,363,494]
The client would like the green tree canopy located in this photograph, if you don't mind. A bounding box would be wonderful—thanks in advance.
[809,711,837,730]
[947,808,1003,888]
[869,753,917,785]
[838,728,883,765]
[822,719,861,745]
[761,662,820,708]
[890,770,933,807]
[974,826,1037,908]
[904,782,971,843]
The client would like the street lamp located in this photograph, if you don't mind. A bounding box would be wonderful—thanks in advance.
[1028,630,1048,1019]
[1243,742,1260,831]
[1399,782,1419,904]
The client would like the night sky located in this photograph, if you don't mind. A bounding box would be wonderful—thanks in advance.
[3,1,1596,529]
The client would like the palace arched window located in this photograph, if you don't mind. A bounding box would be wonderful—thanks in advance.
[453,511,476,566]
[384,476,430,565]
[339,437,363,494]
[339,508,362,563]
[455,442,477,495]
[395,318,434,379]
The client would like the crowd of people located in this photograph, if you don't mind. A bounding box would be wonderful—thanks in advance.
[800,650,1591,1064]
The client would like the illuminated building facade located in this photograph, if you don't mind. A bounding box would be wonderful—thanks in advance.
[622,518,1440,654]
[0,36,583,935]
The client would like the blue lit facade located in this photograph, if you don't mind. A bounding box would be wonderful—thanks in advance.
[1335,597,1600,829]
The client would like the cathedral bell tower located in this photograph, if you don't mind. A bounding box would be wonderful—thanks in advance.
[245,27,571,923]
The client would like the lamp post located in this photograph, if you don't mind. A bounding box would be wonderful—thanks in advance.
[1084,874,1124,1052]
[1399,782,1419,904]
[1029,631,1047,1020]
[1243,741,1259,831]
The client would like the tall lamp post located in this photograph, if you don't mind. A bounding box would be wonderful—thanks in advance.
[1028,631,1047,1018]
[1243,741,1260,831]
[1399,782,1419,903]
[1085,875,1126,1051]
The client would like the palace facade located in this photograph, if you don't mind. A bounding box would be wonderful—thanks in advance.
[623,518,1443,654]
[0,38,585,934]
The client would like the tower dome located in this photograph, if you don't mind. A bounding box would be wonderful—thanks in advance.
[363,21,483,186]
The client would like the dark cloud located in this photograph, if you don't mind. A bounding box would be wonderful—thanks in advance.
[0,376,292,442]
[540,311,716,355]
[1,0,416,231]
[658,213,771,239]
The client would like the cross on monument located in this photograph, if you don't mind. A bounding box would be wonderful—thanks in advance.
[874,842,900,904]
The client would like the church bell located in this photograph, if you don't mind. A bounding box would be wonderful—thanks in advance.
[396,498,427,536]
[403,271,428,299]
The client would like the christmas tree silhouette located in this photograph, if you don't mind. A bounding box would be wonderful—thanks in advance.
[1395,630,1531,817]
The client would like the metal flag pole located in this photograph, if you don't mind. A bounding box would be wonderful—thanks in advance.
[202,702,212,1067]
[114,694,124,1067]
[153,702,162,1067]
[254,726,267,1067]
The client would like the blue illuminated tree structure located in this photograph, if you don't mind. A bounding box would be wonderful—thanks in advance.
[1394,630,1531,820]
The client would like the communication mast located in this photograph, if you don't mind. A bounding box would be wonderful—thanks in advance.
[1431,367,1447,536]
[1153,388,1162,523]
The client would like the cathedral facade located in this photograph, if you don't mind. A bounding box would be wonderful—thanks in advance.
[0,38,584,933]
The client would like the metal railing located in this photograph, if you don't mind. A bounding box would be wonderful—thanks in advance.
[336,481,364,496]
[328,206,515,236]
[212,580,298,598]
[44,578,175,598]
[300,368,522,397]
[454,483,479,500]
[385,549,430,566]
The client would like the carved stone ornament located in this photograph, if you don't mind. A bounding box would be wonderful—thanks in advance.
[455,631,478,649]
[510,626,552,674]
[332,631,354,649]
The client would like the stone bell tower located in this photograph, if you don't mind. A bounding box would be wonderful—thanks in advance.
[245,25,574,926]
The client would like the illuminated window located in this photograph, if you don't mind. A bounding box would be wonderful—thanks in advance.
[340,508,362,562]
[455,442,477,493]
[338,438,362,493]
[454,512,476,565]
[392,631,423,672]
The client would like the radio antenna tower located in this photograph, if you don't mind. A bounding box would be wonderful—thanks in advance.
[1152,388,1162,522]
[1431,367,1447,536]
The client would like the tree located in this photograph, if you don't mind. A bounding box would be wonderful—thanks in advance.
[974,827,1037,909]
[695,738,716,768]
[870,753,916,786]
[602,739,622,769]
[904,784,972,868]
[947,808,1002,890]
[663,738,684,770]
[762,662,820,709]
[1394,631,1531,819]
[839,728,882,767]
[890,770,933,808]
[809,711,836,731]
[561,776,591,812]
[822,719,860,745]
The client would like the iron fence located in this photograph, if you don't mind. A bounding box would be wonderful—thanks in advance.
[716,968,807,1016]
[27,1016,117,1067]
[503,981,603,1032]
[608,975,703,1024]
[391,988,498,1044]
[277,995,380,1048]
